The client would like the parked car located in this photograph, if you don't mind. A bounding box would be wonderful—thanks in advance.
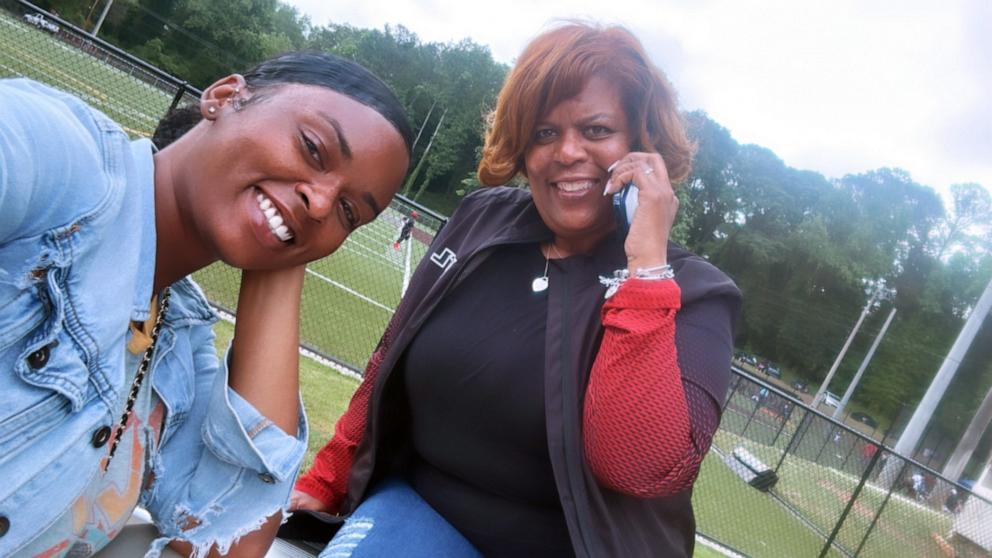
[850,411,878,428]
[733,351,758,366]
[791,379,809,393]
[23,13,60,34]
[823,391,841,407]
[765,366,782,379]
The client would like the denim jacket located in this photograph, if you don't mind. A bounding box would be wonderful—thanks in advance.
[0,79,307,557]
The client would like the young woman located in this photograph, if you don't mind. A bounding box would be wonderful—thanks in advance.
[0,52,412,557]
[291,24,741,558]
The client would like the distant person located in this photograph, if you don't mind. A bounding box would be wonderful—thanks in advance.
[0,52,412,556]
[289,22,741,557]
[861,441,879,466]
[393,210,418,250]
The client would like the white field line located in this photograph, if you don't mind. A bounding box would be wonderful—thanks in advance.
[401,236,413,297]
[211,306,364,382]
[695,534,747,558]
[305,268,394,314]
[338,240,403,270]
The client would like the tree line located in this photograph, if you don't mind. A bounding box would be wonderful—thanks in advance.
[38,0,992,468]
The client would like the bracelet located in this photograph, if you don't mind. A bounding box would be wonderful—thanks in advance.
[598,264,674,299]
[634,264,675,281]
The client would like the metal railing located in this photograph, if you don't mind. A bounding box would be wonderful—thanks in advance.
[696,368,992,557]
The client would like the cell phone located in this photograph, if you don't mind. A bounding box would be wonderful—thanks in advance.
[612,181,638,235]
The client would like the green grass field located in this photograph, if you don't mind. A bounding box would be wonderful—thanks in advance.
[5,11,986,556]
[0,10,176,137]
[193,210,436,370]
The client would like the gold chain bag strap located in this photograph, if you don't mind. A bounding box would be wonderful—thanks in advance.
[103,287,171,471]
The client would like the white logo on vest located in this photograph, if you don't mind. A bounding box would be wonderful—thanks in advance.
[429,248,457,274]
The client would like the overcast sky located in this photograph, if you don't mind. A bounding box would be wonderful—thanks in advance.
[287,0,990,199]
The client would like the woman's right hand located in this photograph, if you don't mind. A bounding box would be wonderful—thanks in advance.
[289,489,330,512]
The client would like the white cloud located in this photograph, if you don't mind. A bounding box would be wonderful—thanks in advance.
[287,0,991,198]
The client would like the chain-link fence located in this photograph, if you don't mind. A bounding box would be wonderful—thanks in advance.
[193,200,445,371]
[1,0,448,372]
[694,368,992,557]
[5,4,991,555]
[0,0,198,137]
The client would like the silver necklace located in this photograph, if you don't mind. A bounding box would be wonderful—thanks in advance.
[532,243,561,293]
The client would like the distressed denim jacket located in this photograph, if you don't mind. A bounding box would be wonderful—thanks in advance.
[0,79,307,557]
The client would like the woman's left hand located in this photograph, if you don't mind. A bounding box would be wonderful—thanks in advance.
[603,152,679,273]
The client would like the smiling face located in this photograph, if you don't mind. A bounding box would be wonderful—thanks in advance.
[523,76,632,254]
[173,82,409,270]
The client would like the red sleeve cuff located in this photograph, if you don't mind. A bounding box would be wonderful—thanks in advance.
[605,277,681,311]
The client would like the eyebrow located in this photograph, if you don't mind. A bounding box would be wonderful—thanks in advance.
[578,112,614,124]
[317,111,352,160]
[363,192,382,216]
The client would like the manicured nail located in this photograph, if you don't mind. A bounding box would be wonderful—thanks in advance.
[607,160,620,172]
[604,180,612,195]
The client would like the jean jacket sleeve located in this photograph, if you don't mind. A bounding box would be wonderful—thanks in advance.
[142,316,307,557]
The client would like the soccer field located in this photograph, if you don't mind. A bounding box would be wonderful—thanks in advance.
[194,210,435,370]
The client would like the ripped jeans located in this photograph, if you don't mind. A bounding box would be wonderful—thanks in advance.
[319,479,481,558]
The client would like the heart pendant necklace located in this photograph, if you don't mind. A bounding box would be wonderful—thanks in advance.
[532,243,561,293]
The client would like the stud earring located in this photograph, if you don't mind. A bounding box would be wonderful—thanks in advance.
[207,106,217,115]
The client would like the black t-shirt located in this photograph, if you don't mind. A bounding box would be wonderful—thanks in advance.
[402,243,575,556]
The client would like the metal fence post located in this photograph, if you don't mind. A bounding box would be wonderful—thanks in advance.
[818,447,884,558]
[815,423,838,463]
[853,456,908,556]
[771,400,796,447]
[723,375,740,410]
[775,409,810,474]
[168,81,188,114]
[741,397,763,437]
[840,436,858,473]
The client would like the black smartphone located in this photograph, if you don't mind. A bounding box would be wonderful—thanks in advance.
[612,181,638,235]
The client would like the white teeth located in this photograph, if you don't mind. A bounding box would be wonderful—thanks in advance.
[255,191,294,242]
[555,180,596,193]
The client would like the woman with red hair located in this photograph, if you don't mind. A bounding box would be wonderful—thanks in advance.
[290,22,741,557]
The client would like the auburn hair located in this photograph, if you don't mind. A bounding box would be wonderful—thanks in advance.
[478,22,694,186]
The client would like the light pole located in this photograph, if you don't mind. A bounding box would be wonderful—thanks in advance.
[832,307,897,419]
[812,280,894,408]
[91,0,113,37]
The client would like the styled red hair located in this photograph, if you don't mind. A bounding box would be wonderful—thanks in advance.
[478,22,694,186]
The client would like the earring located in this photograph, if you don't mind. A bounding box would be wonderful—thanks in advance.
[233,86,240,94]
[207,106,217,115]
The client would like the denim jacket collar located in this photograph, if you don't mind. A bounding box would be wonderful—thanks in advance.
[128,139,216,327]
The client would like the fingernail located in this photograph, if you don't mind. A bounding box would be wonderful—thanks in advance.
[607,160,620,172]
[604,180,612,196]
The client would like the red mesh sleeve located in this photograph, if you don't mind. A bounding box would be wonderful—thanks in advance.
[294,326,393,513]
[583,277,722,498]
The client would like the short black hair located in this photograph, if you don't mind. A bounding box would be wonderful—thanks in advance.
[242,51,413,154]
[153,51,413,156]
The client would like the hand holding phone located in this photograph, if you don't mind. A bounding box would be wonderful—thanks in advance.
[612,181,638,236]
[604,154,678,272]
